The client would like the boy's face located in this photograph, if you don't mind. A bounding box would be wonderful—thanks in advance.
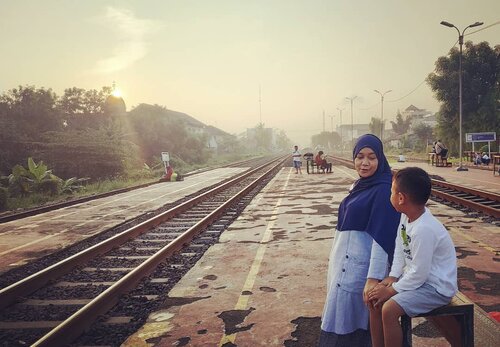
[390,179,403,212]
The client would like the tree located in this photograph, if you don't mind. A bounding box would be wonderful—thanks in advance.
[427,42,499,155]
[275,129,292,151]
[253,123,273,151]
[391,111,411,136]
[58,87,86,116]
[0,85,62,140]
[127,104,209,165]
[412,123,434,151]
[311,131,340,150]
[369,117,384,138]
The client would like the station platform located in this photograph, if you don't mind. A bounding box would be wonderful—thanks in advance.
[391,161,500,195]
[0,168,247,275]
[123,165,499,347]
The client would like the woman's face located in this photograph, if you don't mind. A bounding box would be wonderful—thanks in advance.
[354,147,379,178]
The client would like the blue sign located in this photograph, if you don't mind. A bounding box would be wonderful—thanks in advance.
[465,132,496,142]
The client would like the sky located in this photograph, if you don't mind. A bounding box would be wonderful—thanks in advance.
[1,0,499,146]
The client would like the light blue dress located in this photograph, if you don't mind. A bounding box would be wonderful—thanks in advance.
[321,229,389,334]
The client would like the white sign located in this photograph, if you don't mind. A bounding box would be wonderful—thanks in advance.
[161,152,170,162]
[465,132,496,142]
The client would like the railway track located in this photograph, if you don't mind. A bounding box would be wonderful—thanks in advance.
[0,156,286,346]
[0,156,271,224]
[330,156,500,219]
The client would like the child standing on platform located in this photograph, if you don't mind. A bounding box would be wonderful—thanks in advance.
[368,167,457,347]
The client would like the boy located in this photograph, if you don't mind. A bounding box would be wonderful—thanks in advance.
[292,145,302,174]
[368,167,457,347]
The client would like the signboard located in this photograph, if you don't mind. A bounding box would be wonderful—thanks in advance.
[465,132,496,142]
[161,152,170,162]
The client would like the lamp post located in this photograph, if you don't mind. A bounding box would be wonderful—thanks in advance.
[440,20,483,171]
[373,89,392,141]
[322,110,326,133]
[345,96,357,147]
[337,107,344,155]
[328,115,334,133]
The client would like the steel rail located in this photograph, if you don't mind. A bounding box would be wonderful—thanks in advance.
[330,156,499,218]
[0,156,284,310]
[31,156,287,347]
[431,189,500,218]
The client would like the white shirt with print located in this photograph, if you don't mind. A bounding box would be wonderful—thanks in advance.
[389,208,457,297]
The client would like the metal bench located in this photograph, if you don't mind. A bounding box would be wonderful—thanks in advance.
[402,291,500,347]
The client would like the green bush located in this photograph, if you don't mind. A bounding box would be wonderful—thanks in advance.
[0,187,8,210]
[479,145,489,154]
[37,178,61,195]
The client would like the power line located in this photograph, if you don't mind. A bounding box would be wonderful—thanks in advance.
[465,20,500,36]
[359,102,380,111]
[386,80,426,103]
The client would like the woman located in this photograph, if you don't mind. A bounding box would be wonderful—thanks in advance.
[319,134,400,346]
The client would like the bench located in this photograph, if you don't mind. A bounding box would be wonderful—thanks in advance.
[493,155,500,176]
[306,159,322,174]
[402,291,500,347]
[304,153,332,174]
[429,152,452,167]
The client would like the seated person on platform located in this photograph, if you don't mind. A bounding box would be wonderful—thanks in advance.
[481,152,490,165]
[473,152,482,165]
[368,167,457,347]
[434,140,448,166]
[315,150,332,173]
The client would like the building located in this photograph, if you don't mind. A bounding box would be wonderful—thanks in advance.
[401,105,436,131]
[337,124,371,144]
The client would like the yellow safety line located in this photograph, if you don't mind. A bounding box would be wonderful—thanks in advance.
[218,168,291,346]
[448,226,498,255]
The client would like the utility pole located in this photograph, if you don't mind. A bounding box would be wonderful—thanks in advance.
[337,107,344,155]
[345,96,357,146]
[259,85,262,125]
[323,110,325,133]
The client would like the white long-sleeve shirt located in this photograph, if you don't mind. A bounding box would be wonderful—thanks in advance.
[389,208,458,297]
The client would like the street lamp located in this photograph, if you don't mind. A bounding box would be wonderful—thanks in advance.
[328,115,334,133]
[373,89,392,141]
[345,96,357,147]
[337,107,344,155]
[440,20,483,171]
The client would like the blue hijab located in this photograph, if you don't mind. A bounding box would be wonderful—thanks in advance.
[337,134,400,262]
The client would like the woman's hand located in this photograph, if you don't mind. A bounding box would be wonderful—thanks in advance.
[368,283,397,308]
[363,278,380,306]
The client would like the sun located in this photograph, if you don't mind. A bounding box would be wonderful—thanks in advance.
[112,89,122,98]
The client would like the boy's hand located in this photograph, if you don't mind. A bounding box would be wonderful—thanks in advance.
[368,284,397,308]
[380,276,398,287]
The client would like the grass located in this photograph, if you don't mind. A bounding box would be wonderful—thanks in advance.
[1,153,256,213]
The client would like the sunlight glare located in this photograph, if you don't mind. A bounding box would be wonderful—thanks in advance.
[112,89,122,98]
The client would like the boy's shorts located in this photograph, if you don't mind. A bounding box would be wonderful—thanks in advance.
[293,161,302,168]
[391,283,453,317]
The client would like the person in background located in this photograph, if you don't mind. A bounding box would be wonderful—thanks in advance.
[368,167,457,347]
[434,140,448,166]
[473,152,482,165]
[319,134,400,346]
[315,150,332,173]
[481,152,490,165]
[292,145,302,174]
